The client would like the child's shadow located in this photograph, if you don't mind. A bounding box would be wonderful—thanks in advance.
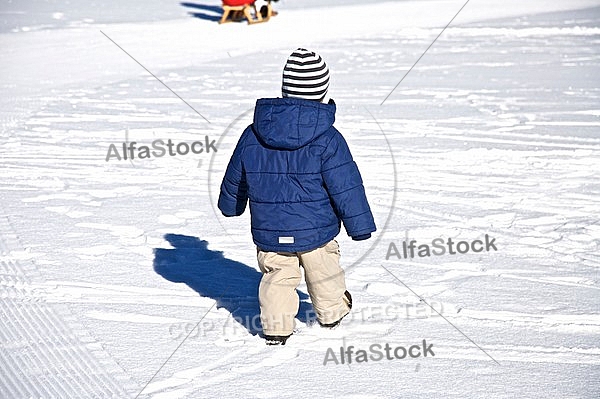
[153,234,316,336]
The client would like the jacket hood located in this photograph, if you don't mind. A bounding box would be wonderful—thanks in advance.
[252,97,336,150]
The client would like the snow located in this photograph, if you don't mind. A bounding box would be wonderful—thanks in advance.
[1,0,600,398]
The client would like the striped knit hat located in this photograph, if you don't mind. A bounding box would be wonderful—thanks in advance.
[282,48,330,102]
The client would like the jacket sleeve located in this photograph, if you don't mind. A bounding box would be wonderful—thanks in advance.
[218,130,249,217]
[321,130,376,238]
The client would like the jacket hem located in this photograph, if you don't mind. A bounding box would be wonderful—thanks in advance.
[254,235,336,254]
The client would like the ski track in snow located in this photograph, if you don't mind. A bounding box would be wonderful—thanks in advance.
[0,216,137,398]
[2,1,600,398]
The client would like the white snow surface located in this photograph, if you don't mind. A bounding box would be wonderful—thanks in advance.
[1,0,600,398]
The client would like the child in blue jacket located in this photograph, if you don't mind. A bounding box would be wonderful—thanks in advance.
[218,48,376,345]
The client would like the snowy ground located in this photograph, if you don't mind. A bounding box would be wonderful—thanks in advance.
[1,0,600,398]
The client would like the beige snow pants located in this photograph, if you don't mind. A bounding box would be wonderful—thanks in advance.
[257,239,351,336]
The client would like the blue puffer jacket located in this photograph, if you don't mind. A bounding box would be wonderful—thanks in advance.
[218,97,376,252]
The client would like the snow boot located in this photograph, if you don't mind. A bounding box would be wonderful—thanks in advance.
[264,334,291,345]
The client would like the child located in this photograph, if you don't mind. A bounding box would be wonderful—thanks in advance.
[218,48,376,345]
